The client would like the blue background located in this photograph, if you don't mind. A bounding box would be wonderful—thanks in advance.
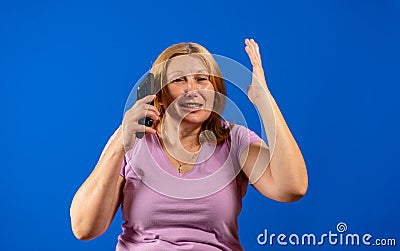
[1,0,399,250]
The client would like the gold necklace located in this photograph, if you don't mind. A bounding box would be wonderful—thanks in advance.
[176,159,190,174]
[156,131,200,174]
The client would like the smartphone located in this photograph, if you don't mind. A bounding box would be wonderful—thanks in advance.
[136,72,155,139]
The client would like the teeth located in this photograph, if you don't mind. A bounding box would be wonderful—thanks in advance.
[182,103,201,108]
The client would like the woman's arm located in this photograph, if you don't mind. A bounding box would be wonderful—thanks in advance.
[70,94,160,240]
[240,38,308,202]
[70,127,125,240]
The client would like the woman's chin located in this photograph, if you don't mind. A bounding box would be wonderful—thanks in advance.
[180,112,211,125]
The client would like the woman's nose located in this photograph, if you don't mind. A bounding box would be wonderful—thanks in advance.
[185,77,197,92]
[185,90,199,98]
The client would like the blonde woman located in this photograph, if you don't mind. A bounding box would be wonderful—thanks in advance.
[70,39,308,250]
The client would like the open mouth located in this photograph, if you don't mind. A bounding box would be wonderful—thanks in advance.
[179,102,203,111]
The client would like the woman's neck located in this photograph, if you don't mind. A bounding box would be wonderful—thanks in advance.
[157,115,202,153]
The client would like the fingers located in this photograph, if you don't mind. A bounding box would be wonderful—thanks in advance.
[244,38,268,90]
[137,95,160,117]
[143,109,160,121]
[143,103,160,117]
[138,94,156,104]
[144,125,157,134]
[135,124,157,134]
[129,105,160,121]
[245,45,257,66]
[122,95,159,150]
[245,38,262,67]
[126,95,160,118]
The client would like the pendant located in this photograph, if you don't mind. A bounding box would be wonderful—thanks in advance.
[178,164,183,173]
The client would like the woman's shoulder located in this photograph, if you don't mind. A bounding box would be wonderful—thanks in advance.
[224,121,263,147]
[224,121,252,136]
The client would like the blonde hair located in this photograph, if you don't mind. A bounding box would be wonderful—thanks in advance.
[150,42,230,144]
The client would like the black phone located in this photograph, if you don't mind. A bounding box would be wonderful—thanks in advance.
[136,72,155,139]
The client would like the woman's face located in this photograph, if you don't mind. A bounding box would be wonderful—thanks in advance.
[160,55,215,125]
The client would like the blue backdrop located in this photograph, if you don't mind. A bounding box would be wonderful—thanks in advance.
[1,1,399,250]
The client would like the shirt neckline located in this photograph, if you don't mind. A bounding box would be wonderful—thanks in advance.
[153,133,205,178]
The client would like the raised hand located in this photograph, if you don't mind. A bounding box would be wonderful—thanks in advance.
[244,38,268,103]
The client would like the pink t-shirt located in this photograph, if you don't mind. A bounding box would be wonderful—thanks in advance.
[103,123,263,250]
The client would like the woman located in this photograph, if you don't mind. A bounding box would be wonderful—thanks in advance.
[70,39,308,250]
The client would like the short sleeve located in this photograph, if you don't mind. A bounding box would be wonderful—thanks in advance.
[99,127,127,178]
[230,124,265,159]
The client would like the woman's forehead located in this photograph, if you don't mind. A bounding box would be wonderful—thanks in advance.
[166,55,208,77]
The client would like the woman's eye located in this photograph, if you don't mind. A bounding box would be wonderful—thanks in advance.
[171,78,184,83]
[197,75,209,82]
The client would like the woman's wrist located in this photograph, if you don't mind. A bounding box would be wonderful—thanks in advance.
[110,128,127,156]
[252,87,272,108]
